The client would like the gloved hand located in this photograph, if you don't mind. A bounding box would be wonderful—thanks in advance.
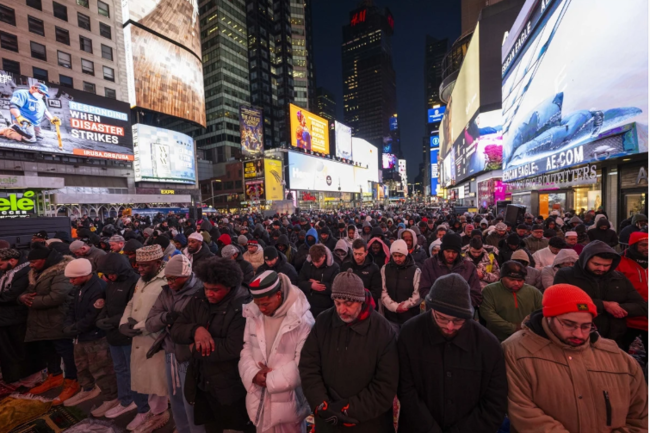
[50,117,61,126]
[15,115,32,126]
[62,324,78,338]
[96,318,114,330]
[163,311,180,326]
[315,401,358,427]
[119,320,142,337]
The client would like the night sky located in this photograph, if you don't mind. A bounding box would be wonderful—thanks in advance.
[311,0,461,182]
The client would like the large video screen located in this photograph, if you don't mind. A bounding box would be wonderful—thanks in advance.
[264,158,284,201]
[288,152,356,193]
[398,159,408,195]
[289,104,330,154]
[239,106,264,158]
[430,148,439,196]
[428,106,446,123]
[352,138,379,192]
[453,110,503,183]
[0,70,133,160]
[382,153,397,170]
[335,121,352,159]
[133,124,196,184]
[501,0,648,181]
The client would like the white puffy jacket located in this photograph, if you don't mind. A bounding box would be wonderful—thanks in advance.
[239,275,315,431]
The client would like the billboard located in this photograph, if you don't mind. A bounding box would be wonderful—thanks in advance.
[264,159,284,201]
[428,106,446,123]
[453,110,503,183]
[352,138,379,193]
[239,106,264,158]
[430,134,440,148]
[382,153,397,170]
[289,104,330,154]
[132,124,196,184]
[335,121,352,159]
[501,0,648,182]
[288,152,356,193]
[398,159,407,195]
[245,179,264,201]
[244,160,264,179]
[389,117,398,131]
[430,148,439,196]
[0,70,133,160]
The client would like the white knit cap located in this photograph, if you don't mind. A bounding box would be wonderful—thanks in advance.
[565,231,578,237]
[188,232,203,242]
[390,239,408,256]
[69,240,85,253]
[65,258,92,277]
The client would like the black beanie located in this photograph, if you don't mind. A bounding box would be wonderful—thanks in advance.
[264,246,278,261]
[440,233,462,254]
[471,229,483,237]
[507,233,521,246]
[425,274,474,319]
[153,235,171,249]
[28,244,51,260]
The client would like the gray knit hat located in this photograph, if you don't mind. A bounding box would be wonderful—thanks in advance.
[69,240,86,253]
[425,273,474,320]
[221,244,240,258]
[238,235,249,247]
[331,269,365,303]
[165,254,192,277]
[109,234,125,242]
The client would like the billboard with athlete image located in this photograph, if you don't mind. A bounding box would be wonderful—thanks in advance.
[239,106,264,158]
[289,104,330,154]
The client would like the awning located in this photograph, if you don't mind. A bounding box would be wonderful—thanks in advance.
[51,193,192,205]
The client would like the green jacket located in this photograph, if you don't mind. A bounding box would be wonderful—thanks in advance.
[479,281,542,342]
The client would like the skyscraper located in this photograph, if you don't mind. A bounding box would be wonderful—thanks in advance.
[342,1,396,151]
[315,87,336,123]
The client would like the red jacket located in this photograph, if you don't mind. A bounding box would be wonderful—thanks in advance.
[617,254,648,331]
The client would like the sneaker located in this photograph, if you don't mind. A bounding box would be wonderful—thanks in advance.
[134,410,170,433]
[62,383,99,407]
[51,379,80,406]
[29,373,63,395]
[127,411,152,431]
[91,399,120,417]
[20,371,46,388]
[105,401,137,419]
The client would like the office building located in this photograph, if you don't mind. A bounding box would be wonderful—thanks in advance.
[315,86,336,123]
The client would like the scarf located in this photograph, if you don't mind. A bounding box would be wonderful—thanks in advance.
[0,262,29,293]
[346,290,375,327]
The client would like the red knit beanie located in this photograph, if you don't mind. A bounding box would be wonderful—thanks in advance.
[542,284,597,318]
[630,232,648,246]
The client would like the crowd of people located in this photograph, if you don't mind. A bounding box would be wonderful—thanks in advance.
[0,204,647,433]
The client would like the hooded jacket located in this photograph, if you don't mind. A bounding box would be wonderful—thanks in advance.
[0,256,30,327]
[367,236,390,266]
[553,241,647,344]
[64,274,107,342]
[297,246,340,317]
[617,244,648,332]
[319,226,338,252]
[587,221,619,248]
[502,311,648,433]
[276,234,298,267]
[360,221,373,243]
[399,229,428,267]
[341,254,382,308]
[256,251,299,285]
[234,251,255,284]
[243,244,265,271]
[294,227,319,272]
[333,238,353,267]
[344,224,361,248]
[419,253,483,308]
[540,249,579,291]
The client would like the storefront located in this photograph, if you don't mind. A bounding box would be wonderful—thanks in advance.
[619,163,648,225]
[0,175,65,219]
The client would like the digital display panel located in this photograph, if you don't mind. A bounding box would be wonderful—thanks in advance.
[335,121,352,159]
[264,158,284,201]
[453,110,503,183]
[288,152,356,193]
[132,124,196,184]
[239,106,264,158]
[382,153,397,169]
[428,106,446,123]
[289,104,330,154]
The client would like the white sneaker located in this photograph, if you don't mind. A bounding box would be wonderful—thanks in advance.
[64,385,101,407]
[127,411,152,431]
[105,401,137,419]
[91,398,120,417]
[134,409,170,433]
[19,371,46,388]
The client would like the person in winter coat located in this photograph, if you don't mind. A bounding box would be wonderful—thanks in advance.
[485,222,508,248]
[619,213,648,246]
[69,239,106,272]
[540,249,579,291]
[62,259,119,412]
[502,284,648,432]
[462,237,500,289]
[276,234,298,267]
[243,241,265,271]
[532,237,566,269]
[617,232,649,352]
[523,224,549,254]
[319,226,338,252]
[419,233,482,308]
[459,223,475,247]
[398,274,508,433]
[170,257,254,432]
[399,228,427,267]
[359,221,373,243]
[297,244,340,318]
[587,217,619,248]
[299,270,399,433]
[511,250,543,291]
[553,240,647,347]
[145,255,205,433]
[294,228,318,272]
[119,245,170,432]
[222,245,255,284]
[20,245,77,401]
[498,234,536,269]
[563,230,584,255]
[367,228,390,266]
[344,224,360,249]
[256,247,299,285]
[480,262,543,342]
[152,235,182,263]
[380,240,421,326]
[183,233,215,270]
[239,271,315,432]
[333,238,353,267]
[543,218,564,240]
[341,239,382,309]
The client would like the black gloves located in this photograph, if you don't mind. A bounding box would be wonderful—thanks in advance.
[96,318,114,330]
[62,324,78,338]
[119,318,142,337]
[316,400,358,427]
[163,311,180,326]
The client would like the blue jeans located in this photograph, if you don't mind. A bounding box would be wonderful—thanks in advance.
[109,344,150,413]
[166,352,204,433]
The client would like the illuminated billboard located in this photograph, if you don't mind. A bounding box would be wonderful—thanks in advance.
[430,148,439,196]
[133,124,196,184]
[352,138,379,193]
[0,70,133,161]
[239,106,264,158]
[288,152,356,193]
[244,160,264,179]
[289,104,330,154]
[335,121,352,159]
[453,110,503,183]
[501,0,648,181]
[382,153,397,170]
[264,159,284,201]
[245,179,264,201]
[428,106,446,123]
[398,159,407,195]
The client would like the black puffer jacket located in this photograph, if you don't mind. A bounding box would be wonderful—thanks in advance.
[97,253,139,346]
[0,257,30,327]
[255,251,299,285]
[234,252,255,284]
[319,226,338,252]
[419,253,482,307]
[187,242,214,270]
[64,274,107,342]
[297,247,340,317]
[294,228,319,272]
[554,240,647,344]
[341,255,382,308]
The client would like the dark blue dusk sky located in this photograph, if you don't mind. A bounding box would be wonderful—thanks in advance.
[311,0,461,181]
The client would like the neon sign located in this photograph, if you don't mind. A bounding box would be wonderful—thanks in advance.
[351,9,366,26]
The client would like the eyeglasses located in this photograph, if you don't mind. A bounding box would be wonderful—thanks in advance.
[555,318,596,333]
[433,310,465,326]
[166,276,179,283]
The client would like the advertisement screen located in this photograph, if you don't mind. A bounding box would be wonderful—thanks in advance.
[239,106,264,158]
[501,0,648,181]
[382,153,397,169]
[389,117,398,131]
[428,106,446,123]
[398,159,407,195]
[133,124,196,184]
[430,134,440,148]
[0,70,133,160]
[352,138,379,193]
[289,104,330,154]
[288,152,356,193]
[430,148,439,196]
[245,179,264,201]
[453,110,503,183]
[264,159,284,201]
[244,160,264,179]
[335,121,352,159]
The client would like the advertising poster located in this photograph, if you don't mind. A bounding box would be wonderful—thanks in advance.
[245,179,264,201]
[382,153,397,170]
[289,104,330,154]
[352,138,379,193]
[430,148,439,196]
[335,121,352,159]
[502,0,648,182]
[430,134,440,148]
[453,110,503,183]
[244,160,264,179]
[264,159,284,201]
[239,106,264,158]
[0,70,133,160]
[428,106,446,123]
[389,117,398,131]
[398,159,408,195]
[288,152,356,193]
[132,124,196,184]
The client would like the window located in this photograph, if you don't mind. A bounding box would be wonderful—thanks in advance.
[30,41,47,60]
[101,44,113,61]
[97,1,109,17]
[55,27,70,45]
[76,0,88,7]
[53,2,67,21]
[99,23,111,39]
[0,31,18,52]
[57,51,71,68]
[28,16,45,36]
[79,35,92,53]
[83,81,95,93]
[59,74,73,88]
[77,13,90,31]
[103,66,114,81]
[0,4,15,25]
[2,58,20,75]
[81,58,94,75]
[26,0,42,10]
[32,67,48,81]
[104,87,116,99]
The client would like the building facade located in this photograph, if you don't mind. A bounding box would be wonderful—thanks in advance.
[315,86,336,123]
